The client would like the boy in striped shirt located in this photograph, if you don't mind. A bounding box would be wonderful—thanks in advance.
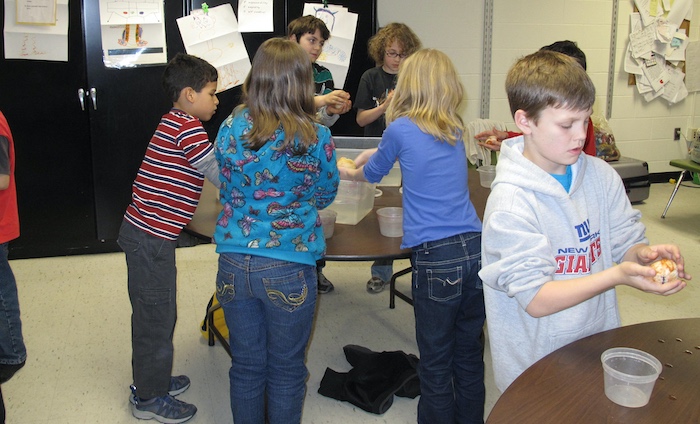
[118,53,220,424]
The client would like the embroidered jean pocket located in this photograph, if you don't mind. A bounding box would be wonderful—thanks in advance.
[427,266,463,302]
[263,270,309,313]
[215,271,236,305]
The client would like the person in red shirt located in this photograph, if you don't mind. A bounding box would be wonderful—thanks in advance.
[476,41,597,157]
[0,110,26,423]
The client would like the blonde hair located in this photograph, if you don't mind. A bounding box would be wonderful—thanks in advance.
[367,23,422,66]
[237,38,318,151]
[385,49,465,145]
[506,50,595,122]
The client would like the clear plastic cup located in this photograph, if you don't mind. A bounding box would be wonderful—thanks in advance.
[477,165,496,188]
[318,209,337,239]
[601,347,662,408]
[376,207,403,237]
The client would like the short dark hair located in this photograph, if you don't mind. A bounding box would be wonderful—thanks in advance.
[287,15,330,42]
[539,40,587,70]
[162,53,218,103]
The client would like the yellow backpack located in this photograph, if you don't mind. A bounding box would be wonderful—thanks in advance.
[200,293,230,341]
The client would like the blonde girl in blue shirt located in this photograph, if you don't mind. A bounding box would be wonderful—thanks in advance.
[342,49,485,423]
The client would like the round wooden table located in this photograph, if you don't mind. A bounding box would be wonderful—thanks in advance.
[486,318,700,423]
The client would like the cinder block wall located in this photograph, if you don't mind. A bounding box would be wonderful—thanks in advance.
[377,0,699,172]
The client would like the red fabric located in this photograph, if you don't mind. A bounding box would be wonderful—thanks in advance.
[583,119,596,156]
[0,111,19,243]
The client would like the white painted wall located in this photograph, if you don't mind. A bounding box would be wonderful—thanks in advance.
[376,0,699,172]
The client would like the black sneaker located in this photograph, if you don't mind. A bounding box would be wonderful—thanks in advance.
[366,276,386,294]
[317,271,335,294]
[131,388,197,423]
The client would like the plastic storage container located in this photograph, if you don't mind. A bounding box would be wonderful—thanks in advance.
[335,148,401,186]
[376,207,403,237]
[327,180,376,225]
[601,347,662,408]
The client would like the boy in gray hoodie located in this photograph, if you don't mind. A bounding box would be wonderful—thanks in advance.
[479,50,690,393]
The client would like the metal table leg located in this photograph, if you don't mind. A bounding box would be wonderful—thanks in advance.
[661,170,686,219]
[389,267,413,309]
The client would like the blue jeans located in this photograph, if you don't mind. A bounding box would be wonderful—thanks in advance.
[411,233,485,424]
[371,259,393,282]
[217,253,317,424]
[117,220,178,399]
[0,243,26,368]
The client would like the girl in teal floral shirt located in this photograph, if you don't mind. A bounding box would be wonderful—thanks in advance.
[213,38,338,424]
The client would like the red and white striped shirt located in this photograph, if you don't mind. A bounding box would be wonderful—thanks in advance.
[124,109,214,240]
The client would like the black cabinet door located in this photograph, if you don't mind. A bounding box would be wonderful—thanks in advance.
[83,1,187,241]
[0,0,99,259]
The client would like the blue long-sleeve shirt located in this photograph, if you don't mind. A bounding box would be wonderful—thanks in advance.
[363,116,481,249]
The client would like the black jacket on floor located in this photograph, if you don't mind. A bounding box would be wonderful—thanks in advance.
[318,344,420,414]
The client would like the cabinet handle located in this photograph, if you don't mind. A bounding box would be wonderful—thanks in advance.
[89,88,98,110]
[78,88,85,111]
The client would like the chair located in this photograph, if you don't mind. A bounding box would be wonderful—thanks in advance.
[202,294,232,357]
[661,159,700,218]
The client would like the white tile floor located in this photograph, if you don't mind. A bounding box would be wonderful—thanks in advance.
[3,180,698,423]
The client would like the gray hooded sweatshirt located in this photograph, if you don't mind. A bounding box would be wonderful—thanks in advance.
[479,136,647,392]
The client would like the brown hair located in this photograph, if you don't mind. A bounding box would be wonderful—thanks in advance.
[287,15,330,42]
[505,50,595,122]
[367,23,421,66]
[386,49,465,145]
[236,38,317,151]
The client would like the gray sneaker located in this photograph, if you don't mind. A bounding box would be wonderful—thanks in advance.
[366,276,386,294]
[317,271,335,294]
[168,375,191,396]
[129,376,191,405]
[130,390,197,423]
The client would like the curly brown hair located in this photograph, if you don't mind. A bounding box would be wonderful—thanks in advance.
[367,23,421,66]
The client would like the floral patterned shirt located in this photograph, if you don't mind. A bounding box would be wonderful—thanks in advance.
[213,108,339,265]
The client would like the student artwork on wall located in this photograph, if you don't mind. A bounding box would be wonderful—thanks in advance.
[237,0,274,33]
[3,0,68,61]
[625,0,693,104]
[99,0,168,68]
[302,2,358,89]
[15,0,57,25]
[176,3,252,93]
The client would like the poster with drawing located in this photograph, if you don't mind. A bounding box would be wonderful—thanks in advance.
[99,0,168,68]
[303,3,358,89]
[3,0,68,61]
[176,4,251,93]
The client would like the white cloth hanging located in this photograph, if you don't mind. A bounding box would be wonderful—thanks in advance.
[465,119,509,166]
